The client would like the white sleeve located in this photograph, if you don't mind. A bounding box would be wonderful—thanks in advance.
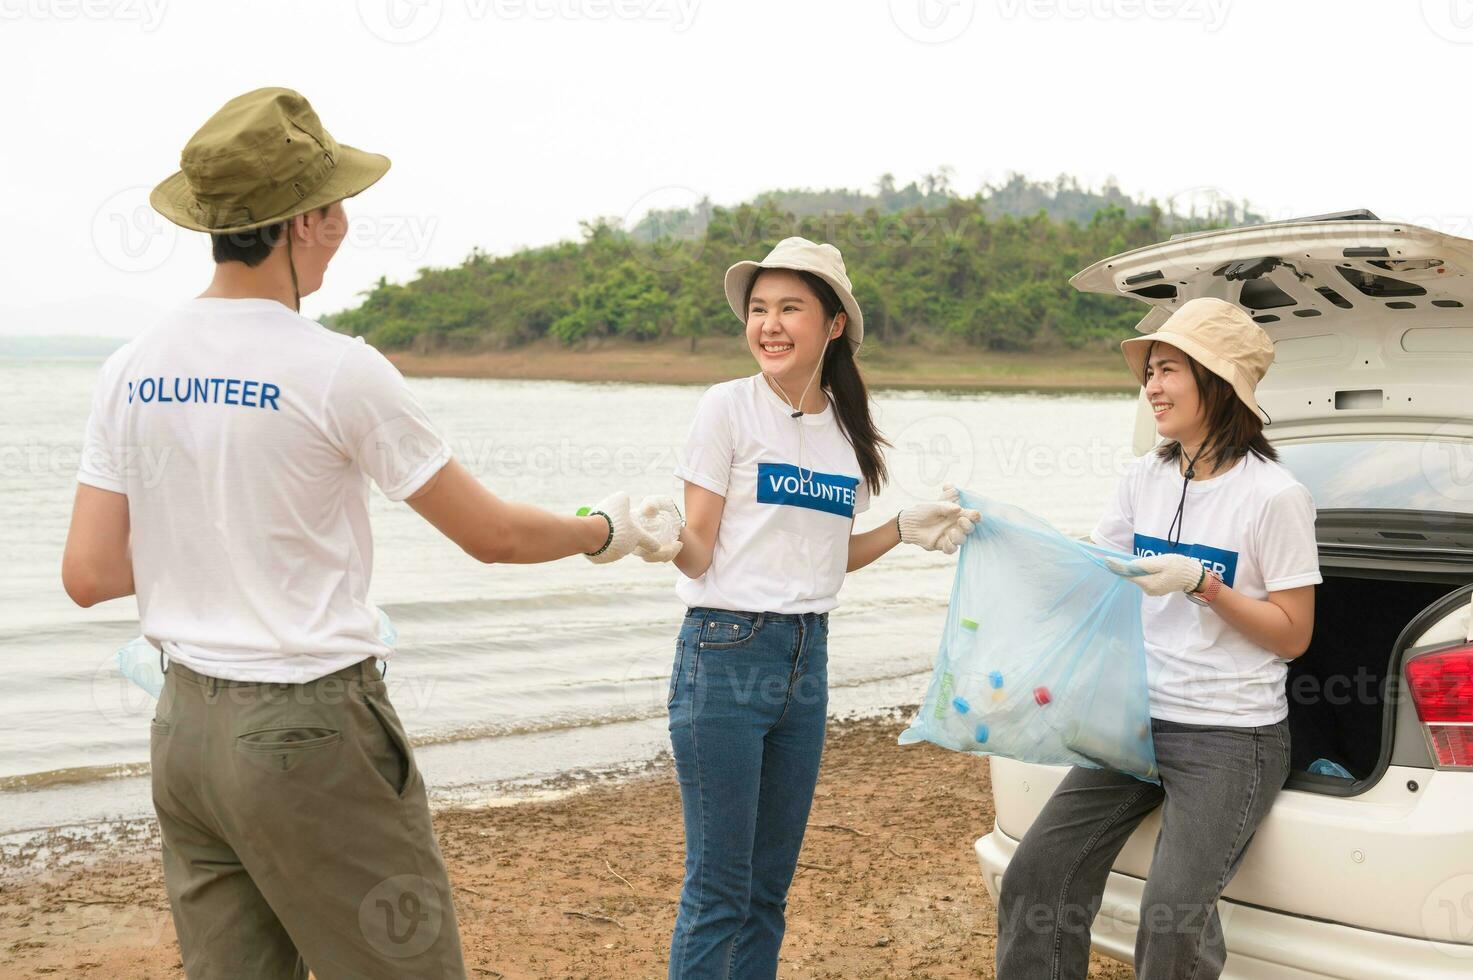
[673,385,733,497]
[1256,483,1323,591]
[322,341,451,502]
[854,477,871,516]
[1091,460,1139,553]
[77,359,125,494]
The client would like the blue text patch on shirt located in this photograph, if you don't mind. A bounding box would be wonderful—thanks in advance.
[1133,533,1239,588]
[757,462,860,518]
[127,377,281,411]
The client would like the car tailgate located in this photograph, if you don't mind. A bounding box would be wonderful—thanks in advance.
[1071,219,1473,450]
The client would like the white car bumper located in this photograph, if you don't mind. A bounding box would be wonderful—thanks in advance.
[977,826,1473,979]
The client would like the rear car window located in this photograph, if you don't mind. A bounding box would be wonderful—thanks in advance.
[1278,439,1473,515]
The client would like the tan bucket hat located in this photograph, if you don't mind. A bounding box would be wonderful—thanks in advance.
[1121,297,1275,422]
[724,237,864,351]
[150,87,390,234]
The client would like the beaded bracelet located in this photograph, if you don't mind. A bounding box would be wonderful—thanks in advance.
[576,507,615,557]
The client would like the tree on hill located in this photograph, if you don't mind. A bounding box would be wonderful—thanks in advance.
[326,173,1259,353]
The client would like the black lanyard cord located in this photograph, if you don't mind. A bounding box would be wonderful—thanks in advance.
[1166,443,1206,549]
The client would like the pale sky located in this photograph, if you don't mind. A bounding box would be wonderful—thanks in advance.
[5,0,1473,337]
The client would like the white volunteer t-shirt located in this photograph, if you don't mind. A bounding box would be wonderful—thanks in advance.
[1092,450,1321,727]
[77,297,450,683]
[674,374,870,615]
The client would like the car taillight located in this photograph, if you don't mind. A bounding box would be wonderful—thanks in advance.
[1405,644,1473,770]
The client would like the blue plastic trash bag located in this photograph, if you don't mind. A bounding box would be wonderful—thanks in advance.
[114,607,399,699]
[900,491,1159,783]
[1308,758,1353,779]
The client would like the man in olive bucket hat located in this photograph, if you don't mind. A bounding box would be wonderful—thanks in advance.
[62,87,681,979]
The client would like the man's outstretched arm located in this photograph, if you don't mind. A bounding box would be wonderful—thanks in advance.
[407,457,613,564]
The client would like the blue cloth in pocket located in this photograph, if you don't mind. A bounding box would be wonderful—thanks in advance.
[899,490,1159,783]
[115,607,399,698]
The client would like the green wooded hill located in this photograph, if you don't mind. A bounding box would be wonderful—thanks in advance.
[327,174,1260,353]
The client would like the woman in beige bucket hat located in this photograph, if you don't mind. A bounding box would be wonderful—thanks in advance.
[662,237,979,978]
[995,297,1323,979]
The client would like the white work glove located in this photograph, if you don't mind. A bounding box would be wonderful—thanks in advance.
[632,495,684,563]
[582,491,663,565]
[898,485,981,556]
[1107,553,1205,597]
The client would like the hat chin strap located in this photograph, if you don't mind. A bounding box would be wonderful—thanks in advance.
[285,226,301,313]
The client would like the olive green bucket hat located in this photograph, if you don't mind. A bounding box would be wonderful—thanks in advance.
[150,87,390,234]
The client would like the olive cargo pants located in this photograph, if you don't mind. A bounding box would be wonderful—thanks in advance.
[149,658,465,979]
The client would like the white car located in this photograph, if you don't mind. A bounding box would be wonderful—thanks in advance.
[975,211,1473,977]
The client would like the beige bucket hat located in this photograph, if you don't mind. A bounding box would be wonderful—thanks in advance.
[724,237,864,350]
[1121,297,1275,421]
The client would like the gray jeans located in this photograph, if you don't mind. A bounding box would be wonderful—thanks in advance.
[995,717,1290,980]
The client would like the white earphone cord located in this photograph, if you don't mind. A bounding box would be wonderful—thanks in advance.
[763,315,838,492]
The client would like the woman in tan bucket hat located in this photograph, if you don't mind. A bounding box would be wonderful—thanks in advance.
[662,237,979,979]
[62,87,681,980]
[995,297,1323,980]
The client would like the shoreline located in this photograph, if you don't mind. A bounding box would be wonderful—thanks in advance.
[0,713,1133,979]
[387,337,1137,393]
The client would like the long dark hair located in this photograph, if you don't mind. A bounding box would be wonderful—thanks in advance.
[1150,341,1276,471]
[747,269,890,495]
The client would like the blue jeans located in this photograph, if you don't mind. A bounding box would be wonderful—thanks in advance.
[666,607,829,980]
[995,717,1291,980]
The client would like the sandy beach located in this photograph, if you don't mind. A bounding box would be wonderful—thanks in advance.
[0,714,1133,979]
[386,337,1134,393]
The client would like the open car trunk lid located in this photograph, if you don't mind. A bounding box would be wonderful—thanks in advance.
[1070,216,1473,452]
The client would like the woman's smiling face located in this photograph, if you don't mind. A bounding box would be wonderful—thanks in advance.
[745,269,843,387]
[1144,341,1205,444]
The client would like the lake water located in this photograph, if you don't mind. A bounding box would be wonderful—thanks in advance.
[0,357,1135,844]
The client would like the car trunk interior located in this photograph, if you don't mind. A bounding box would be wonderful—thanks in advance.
[1287,572,1454,786]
